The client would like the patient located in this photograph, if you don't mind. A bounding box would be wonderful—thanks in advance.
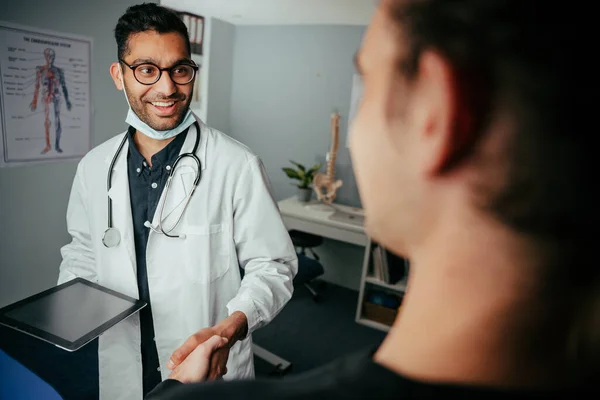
[147,0,597,398]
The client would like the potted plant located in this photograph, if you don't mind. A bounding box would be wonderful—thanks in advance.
[282,160,321,202]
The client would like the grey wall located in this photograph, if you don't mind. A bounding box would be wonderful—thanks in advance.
[206,18,235,133]
[230,25,364,207]
[228,25,366,290]
[0,0,141,307]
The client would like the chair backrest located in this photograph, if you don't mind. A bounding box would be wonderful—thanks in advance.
[0,349,62,400]
[293,253,324,285]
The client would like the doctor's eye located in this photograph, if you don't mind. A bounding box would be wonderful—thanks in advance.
[169,64,197,84]
[136,64,159,76]
[171,65,194,77]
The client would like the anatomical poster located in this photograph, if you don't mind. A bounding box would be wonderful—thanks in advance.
[0,21,92,167]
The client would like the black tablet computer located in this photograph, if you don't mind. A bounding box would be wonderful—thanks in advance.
[0,278,146,352]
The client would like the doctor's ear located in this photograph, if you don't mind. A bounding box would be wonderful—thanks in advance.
[109,62,124,90]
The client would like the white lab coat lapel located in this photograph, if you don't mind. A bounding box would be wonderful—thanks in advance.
[151,122,200,230]
[105,135,137,282]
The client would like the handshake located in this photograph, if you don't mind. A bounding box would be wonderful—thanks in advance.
[166,311,248,383]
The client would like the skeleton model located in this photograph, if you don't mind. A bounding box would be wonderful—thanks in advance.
[30,48,72,154]
[313,112,343,204]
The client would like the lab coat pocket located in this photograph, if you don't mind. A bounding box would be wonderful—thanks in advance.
[182,223,231,283]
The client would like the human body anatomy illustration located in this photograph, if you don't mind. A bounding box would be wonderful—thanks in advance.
[30,48,71,154]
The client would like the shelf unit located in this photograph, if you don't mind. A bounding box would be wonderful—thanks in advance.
[355,239,410,332]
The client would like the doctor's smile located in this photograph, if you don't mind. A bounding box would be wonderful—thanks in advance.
[147,97,186,117]
[150,100,179,115]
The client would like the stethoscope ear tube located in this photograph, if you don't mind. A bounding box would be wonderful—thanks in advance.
[103,133,129,248]
[103,121,201,247]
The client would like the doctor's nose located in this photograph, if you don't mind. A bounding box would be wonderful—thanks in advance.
[153,70,177,97]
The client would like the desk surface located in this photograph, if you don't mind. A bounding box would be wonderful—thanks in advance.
[278,197,365,232]
[278,197,368,246]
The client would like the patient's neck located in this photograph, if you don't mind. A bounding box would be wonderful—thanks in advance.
[373,210,573,390]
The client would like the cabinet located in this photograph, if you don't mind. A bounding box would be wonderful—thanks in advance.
[355,239,410,332]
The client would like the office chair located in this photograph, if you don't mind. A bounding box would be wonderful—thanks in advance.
[294,252,325,301]
[289,229,323,260]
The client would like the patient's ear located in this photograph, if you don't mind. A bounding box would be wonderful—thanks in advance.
[415,51,480,177]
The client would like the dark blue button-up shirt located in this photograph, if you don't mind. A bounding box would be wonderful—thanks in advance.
[126,126,188,395]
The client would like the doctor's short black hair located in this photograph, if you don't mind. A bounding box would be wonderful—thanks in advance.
[114,2,191,60]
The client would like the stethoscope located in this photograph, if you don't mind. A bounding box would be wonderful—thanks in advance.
[102,121,202,248]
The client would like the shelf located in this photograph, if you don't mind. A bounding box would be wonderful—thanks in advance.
[356,238,409,333]
[356,318,391,332]
[365,276,407,293]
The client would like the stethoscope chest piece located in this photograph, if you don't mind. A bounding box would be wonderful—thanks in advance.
[102,227,121,248]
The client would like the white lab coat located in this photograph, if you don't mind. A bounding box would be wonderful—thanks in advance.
[57,116,298,400]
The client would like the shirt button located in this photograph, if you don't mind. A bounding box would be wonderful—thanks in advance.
[143,161,147,167]
[136,167,141,173]
[165,165,171,171]
[151,182,158,189]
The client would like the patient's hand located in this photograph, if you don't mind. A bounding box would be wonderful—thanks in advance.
[168,335,228,384]
[167,312,247,380]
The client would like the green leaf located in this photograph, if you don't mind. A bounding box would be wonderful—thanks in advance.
[307,163,322,175]
[290,160,306,172]
[282,167,300,179]
[297,169,306,181]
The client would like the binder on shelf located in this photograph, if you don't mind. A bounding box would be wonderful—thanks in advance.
[372,244,384,280]
[168,8,205,55]
[379,246,390,283]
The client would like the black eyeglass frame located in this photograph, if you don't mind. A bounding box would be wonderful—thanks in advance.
[119,58,199,85]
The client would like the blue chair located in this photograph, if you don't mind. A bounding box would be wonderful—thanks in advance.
[0,349,62,400]
[294,252,325,301]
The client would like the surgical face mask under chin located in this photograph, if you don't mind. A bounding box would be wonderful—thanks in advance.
[119,66,194,140]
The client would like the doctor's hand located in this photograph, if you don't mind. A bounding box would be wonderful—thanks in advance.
[167,327,230,380]
[167,311,248,380]
[168,335,228,384]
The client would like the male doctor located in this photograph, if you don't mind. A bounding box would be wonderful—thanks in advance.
[57,3,297,399]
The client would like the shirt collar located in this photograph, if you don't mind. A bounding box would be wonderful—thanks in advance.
[127,126,189,174]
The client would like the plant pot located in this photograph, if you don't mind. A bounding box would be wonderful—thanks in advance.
[296,187,313,202]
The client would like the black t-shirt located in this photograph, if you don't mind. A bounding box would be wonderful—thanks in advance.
[145,347,580,399]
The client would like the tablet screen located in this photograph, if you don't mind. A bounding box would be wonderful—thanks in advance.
[0,278,145,351]
[5,282,134,342]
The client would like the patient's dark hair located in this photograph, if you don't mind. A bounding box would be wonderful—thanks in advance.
[390,0,595,382]
[114,3,190,60]
[391,0,591,244]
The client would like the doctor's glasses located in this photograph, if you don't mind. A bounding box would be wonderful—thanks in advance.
[119,59,199,85]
